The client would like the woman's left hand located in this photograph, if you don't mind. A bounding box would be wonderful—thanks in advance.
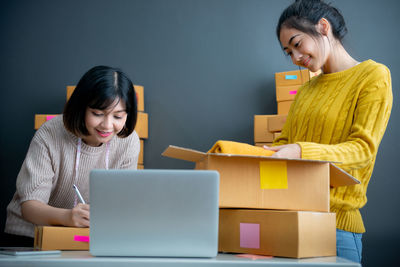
[263,144,301,159]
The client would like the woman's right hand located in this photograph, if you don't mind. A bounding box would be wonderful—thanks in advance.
[69,203,90,227]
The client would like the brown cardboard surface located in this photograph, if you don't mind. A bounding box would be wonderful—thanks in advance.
[34,226,90,251]
[211,156,329,211]
[268,115,287,132]
[66,85,145,112]
[276,84,301,102]
[34,114,58,130]
[162,145,207,162]
[277,101,293,115]
[254,115,274,143]
[136,112,148,139]
[66,86,75,101]
[139,139,144,164]
[134,85,145,112]
[162,145,359,212]
[275,69,310,87]
[273,132,281,139]
[218,209,336,258]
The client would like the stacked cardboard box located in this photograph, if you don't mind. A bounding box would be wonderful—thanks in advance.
[275,69,320,115]
[254,69,320,147]
[162,144,359,258]
[35,85,147,169]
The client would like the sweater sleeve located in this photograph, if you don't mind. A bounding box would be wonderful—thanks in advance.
[16,132,55,204]
[297,65,392,171]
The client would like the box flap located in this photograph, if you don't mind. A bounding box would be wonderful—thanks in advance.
[163,145,339,164]
[162,145,207,162]
[329,164,360,187]
[208,152,334,163]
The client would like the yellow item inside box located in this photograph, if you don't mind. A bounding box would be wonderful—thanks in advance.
[208,140,275,157]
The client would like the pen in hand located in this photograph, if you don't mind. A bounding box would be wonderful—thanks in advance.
[73,184,86,204]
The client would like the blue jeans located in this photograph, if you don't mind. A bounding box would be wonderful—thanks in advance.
[336,229,363,263]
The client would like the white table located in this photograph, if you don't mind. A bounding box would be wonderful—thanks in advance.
[0,251,361,267]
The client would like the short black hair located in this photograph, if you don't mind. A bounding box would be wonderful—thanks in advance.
[63,65,137,138]
[276,0,347,43]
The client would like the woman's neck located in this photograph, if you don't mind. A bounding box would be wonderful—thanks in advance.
[322,43,359,74]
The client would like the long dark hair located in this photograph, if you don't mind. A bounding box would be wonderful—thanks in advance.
[276,0,347,43]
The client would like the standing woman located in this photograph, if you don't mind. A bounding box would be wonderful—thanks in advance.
[4,66,140,246]
[266,0,392,263]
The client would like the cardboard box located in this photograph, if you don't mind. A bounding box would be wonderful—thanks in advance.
[162,145,359,212]
[254,115,275,143]
[254,115,286,143]
[66,86,75,101]
[134,85,144,112]
[139,139,144,164]
[34,226,89,251]
[275,69,321,88]
[276,84,301,102]
[34,114,58,130]
[268,115,287,132]
[136,112,148,139]
[218,209,336,258]
[66,85,145,112]
[277,101,293,115]
[275,69,310,87]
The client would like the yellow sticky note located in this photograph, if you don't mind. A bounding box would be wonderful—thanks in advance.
[259,161,288,189]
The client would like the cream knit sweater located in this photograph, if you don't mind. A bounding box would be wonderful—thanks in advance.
[5,115,140,237]
[274,60,392,233]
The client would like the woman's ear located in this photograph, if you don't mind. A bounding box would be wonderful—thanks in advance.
[317,18,331,36]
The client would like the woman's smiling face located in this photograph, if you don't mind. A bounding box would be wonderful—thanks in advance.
[83,99,127,146]
[279,26,329,72]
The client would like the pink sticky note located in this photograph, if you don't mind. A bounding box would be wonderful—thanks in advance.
[236,254,273,260]
[46,115,56,121]
[240,223,260,249]
[289,90,297,95]
[74,235,90,243]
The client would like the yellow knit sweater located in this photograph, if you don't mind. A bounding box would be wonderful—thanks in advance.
[274,60,392,233]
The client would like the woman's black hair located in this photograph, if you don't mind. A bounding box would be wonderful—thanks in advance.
[276,0,347,43]
[63,65,137,138]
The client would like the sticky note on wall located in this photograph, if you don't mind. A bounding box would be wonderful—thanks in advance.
[259,161,288,189]
[240,223,260,249]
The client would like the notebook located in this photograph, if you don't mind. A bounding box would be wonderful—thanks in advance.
[89,169,219,257]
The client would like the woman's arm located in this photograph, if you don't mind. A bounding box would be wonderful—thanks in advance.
[21,200,90,227]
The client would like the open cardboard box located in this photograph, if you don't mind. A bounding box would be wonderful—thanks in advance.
[162,145,359,212]
[219,209,336,258]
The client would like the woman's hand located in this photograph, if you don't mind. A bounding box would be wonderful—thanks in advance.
[263,144,301,159]
[69,203,90,227]
[21,200,90,227]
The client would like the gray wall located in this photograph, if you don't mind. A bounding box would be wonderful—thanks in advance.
[1,0,399,265]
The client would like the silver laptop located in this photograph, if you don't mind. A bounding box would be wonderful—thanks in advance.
[89,169,219,257]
